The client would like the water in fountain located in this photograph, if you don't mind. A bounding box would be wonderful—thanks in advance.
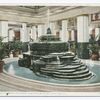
[8,64,15,75]
[57,56,61,65]
[28,43,31,53]
[68,42,71,51]
[9,51,13,58]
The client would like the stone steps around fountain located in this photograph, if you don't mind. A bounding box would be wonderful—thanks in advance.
[40,68,90,76]
[40,71,93,80]
[53,74,93,81]
[40,64,86,71]
[33,52,93,80]
[53,72,92,79]
[41,65,87,72]
[39,71,90,78]
[70,62,81,65]
[40,68,76,73]
[54,70,90,76]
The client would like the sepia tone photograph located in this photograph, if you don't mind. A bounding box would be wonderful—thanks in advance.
[0,5,100,96]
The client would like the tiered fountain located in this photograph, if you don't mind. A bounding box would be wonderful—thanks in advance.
[32,52,93,80]
[18,8,94,81]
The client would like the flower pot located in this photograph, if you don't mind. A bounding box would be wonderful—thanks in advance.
[13,50,20,57]
[0,60,4,73]
[91,52,99,60]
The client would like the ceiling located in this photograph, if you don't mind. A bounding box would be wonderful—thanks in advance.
[0,6,79,17]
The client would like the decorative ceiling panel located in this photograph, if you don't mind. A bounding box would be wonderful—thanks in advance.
[0,6,76,17]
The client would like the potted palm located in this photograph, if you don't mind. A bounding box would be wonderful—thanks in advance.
[12,41,22,57]
[0,37,5,72]
[89,44,100,60]
[10,41,22,57]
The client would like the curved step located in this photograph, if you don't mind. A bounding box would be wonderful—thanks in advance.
[41,68,89,76]
[40,65,87,74]
[53,72,92,79]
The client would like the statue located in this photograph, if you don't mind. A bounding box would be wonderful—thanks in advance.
[47,28,51,34]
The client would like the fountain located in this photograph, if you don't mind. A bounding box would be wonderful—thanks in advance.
[28,43,31,53]
[32,52,93,80]
[18,26,94,81]
[8,64,15,75]
[18,8,94,81]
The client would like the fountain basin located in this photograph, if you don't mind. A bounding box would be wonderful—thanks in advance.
[3,57,100,86]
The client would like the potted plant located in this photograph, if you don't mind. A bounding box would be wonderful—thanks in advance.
[0,37,6,72]
[89,44,100,60]
[12,41,22,57]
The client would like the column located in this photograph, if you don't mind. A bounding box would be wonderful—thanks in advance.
[27,27,31,42]
[50,22,58,35]
[20,23,29,52]
[20,23,28,42]
[50,22,54,34]
[77,15,89,59]
[31,26,37,42]
[44,23,48,34]
[38,25,45,37]
[60,20,69,42]
[95,28,100,41]
[42,24,45,35]
[0,21,8,42]
[71,30,75,41]
[8,29,14,41]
